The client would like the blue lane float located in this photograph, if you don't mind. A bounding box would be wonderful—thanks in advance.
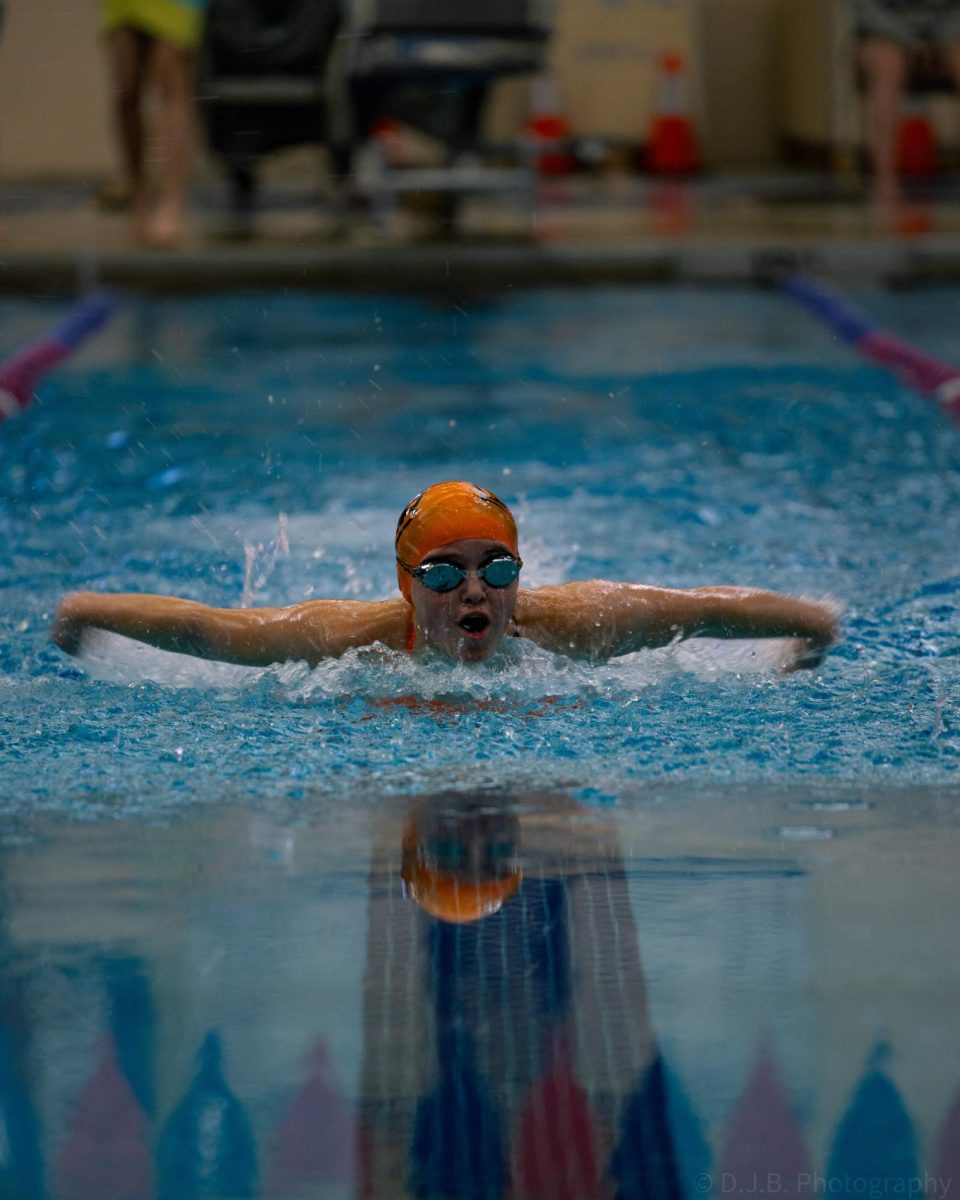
[0,290,119,424]
[779,274,960,421]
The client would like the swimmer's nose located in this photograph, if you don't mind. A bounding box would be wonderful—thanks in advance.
[461,571,486,602]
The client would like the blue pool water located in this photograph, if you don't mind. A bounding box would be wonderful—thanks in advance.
[2,286,960,812]
[1,287,960,1200]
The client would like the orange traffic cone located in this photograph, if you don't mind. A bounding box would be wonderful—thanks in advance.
[647,51,700,175]
[896,102,937,176]
[525,75,575,176]
[370,116,406,168]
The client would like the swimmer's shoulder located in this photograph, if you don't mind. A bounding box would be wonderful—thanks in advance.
[514,580,628,620]
[511,581,626,657]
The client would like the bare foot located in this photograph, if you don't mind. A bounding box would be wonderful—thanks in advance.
[868,173,904,230]
[893,203,933,236]
[868,186,933,236]
[872,171,903,207]
[138,204,184,249]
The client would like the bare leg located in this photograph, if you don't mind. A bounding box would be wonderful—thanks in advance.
[860,35,909,204]
[141,39,196,247]
[104,28,150,226]
[943,38,960,109]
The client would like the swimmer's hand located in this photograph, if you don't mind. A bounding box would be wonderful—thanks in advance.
[775,598,842,672]
[779,636,832,674]
[51,592,92,656]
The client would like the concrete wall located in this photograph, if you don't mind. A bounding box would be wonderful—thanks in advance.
[0,1,115,179]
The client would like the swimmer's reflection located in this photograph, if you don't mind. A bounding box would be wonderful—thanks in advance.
[0,802,950,1200]
[359,790,692,1200]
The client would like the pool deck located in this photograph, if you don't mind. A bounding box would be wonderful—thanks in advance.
[4,168,960,294]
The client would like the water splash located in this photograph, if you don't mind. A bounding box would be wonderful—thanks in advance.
[241,513,289,608]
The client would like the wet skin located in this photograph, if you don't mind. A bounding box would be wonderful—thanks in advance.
[409,539,520,663]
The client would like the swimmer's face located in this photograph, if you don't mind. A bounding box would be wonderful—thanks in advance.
[410,538,519,663]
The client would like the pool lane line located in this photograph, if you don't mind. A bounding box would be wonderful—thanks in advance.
[0,290,119,424]
[779,274,960,421]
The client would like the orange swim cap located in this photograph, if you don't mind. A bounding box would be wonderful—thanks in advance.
[395,481,518,603]
[401,823,522,924]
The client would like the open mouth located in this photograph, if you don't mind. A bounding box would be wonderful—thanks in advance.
[458,613,490,636]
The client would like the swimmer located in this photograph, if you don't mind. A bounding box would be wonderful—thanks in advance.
[51,481,840,670]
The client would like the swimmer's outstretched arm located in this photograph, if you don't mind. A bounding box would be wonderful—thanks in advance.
[512,582,840,667]
[51,591,410,665]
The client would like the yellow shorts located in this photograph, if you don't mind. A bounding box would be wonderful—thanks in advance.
[102,0,206,49]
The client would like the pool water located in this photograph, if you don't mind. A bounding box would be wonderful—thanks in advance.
[1,286,960,1199]
[3,287,960,810]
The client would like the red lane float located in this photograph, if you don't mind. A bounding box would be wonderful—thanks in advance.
[779,274,960,422]
[0,291,119,424]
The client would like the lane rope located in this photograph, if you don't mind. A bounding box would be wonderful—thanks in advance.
[779,274,960,421]
[0,290,119,424]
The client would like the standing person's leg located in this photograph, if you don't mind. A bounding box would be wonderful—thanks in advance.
[104,27,151,224]
[141,38,196,246]
[942,37,960,112]
[860,34,910,202]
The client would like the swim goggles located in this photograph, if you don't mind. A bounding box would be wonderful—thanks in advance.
[397,555,523,593]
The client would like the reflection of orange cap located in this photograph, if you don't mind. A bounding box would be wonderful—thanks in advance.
[395,481,518,603]
[401,825,522,924]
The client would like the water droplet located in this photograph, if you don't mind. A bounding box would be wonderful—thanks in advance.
[146,467,186,490]
[776,825,834,841]
[804,800,872,813]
